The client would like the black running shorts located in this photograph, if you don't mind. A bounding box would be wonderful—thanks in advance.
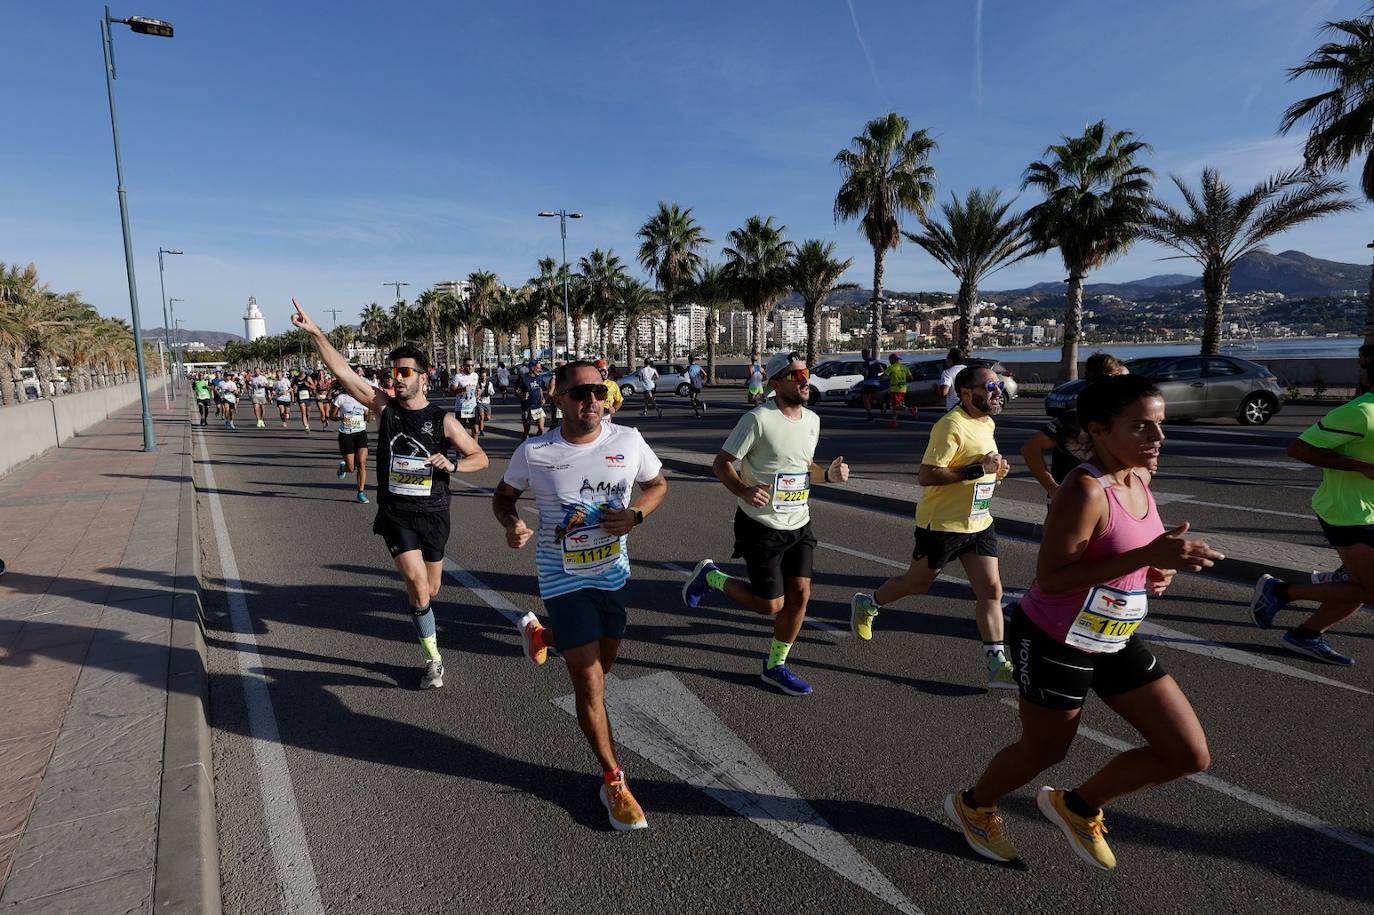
[731,509,816,600]
[912,524,997,570]
[1318,518,1374,549]
[372,509,450,562]
[1007,605,1166,711]
[337,431,369,457]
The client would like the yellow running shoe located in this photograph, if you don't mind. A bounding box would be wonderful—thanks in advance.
[1036,786,1116,870]
[600,772,648,831]
[944,792,1018,862]
[850,593,879,641]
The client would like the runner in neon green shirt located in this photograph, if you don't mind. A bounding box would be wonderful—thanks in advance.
[884,353,916,428]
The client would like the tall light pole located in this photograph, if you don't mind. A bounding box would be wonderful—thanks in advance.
[157,247,181,395]
[384,282,409,305]
[169,298,184,380]
[538,210,582,359]
[102,7,173,452]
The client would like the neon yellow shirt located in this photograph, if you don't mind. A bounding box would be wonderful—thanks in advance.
[1299,393,1374,526]
[602,378,624,411]
[887,363,911,392]
[915,406,998,534]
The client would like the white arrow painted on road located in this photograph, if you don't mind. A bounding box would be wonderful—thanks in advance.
[553,671,922,915]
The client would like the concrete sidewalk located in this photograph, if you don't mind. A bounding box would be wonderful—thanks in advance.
[0,400,216,913]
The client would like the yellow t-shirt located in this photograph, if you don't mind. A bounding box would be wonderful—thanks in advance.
[602,378,624,411]
[915,406,998,534]
[887,362,911,392]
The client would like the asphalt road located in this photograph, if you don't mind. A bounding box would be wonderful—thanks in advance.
[198,391,1373,915]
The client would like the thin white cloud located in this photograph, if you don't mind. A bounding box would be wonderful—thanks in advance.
[845,0,889,107]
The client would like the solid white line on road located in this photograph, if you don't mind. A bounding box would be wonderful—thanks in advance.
[195,432,327,915]
[997,698,1374,858]
[815,540,1372,697]
[657,561,847,636]
[441,557,528,628]
[556,672,923,915]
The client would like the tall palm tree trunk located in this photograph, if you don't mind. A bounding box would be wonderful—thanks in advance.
[706,309,718,383]
[754,308,769,358]
[804,302,819,368]
[869,248,885,355]
[663,288,674,360]
[1061,274,1086,382]
[1200,268,1229,356]
[956,280,977,354]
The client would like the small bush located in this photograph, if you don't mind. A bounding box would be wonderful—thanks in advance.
[1314,376,1327,399]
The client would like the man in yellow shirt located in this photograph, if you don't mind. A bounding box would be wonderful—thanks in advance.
[850,365,1014,688]
[885,352,916,428]
[596,359,624,419]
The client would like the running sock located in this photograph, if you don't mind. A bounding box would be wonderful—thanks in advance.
[962,788,989,810]
[1273,581,1292,603]
[603,767,623,785]
[411,605,440,661]
[766,639,792,669]
[1064,789,1099,818]
[983,642,1006,659]
[706,569,731,592]
[1290,625,1321,641]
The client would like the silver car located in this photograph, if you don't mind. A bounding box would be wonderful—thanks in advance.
[1044,355,1284,425]
[617,363,690,397]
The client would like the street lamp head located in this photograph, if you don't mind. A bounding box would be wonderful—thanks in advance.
[568,213,583,219]
[123,16,174,37]
[537,212,557,218]
[162,248,183,255]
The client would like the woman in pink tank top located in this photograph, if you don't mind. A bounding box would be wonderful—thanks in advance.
[945,373,1225,871]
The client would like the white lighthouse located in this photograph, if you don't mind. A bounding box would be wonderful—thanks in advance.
[243,296,266,341]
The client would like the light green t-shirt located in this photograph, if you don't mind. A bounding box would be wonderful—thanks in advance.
[1299,393,1374,526]
[887,362,911,392]
[721,401,821,530]
[915,406,998,534]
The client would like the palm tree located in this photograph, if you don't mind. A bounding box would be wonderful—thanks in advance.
[1139,168,1354,355]
[1023,121,1153,381]
[617,277,659,365]
[785,240,857,367]
[688,261,734,383]
[579,248,628,359]
[722,216,795,357]
[834,112,938,354]
[414,289,443,368]
[528,257,562,360]
[905,188,1043,354]
[466,271,501,362]
[1282,9,1374,343]
[637,202,711,359]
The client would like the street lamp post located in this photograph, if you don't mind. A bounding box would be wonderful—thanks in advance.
[384,282,409,305]
[538,210,582,359]
[101,6,173,453]
[169,298,184,379]
[157,247,181,396]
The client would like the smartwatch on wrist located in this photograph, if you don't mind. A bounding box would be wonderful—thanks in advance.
[631,508,644,526]
[964,463,986,481]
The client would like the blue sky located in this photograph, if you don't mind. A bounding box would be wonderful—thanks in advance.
[3,0,1368,336]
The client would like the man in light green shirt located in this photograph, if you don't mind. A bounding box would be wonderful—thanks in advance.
[681,351,849,696]
[1249,363,1374,666]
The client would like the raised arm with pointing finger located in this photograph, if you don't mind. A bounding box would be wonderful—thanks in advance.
[291,298,388,414]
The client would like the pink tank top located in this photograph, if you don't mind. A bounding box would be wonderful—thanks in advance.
[1020,464,1164,644]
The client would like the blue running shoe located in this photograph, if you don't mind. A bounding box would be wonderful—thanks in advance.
[337,461,347,480]
[1281,631,1354,666]
[356,491,369,504]
[1249,574,1287,629]
[760,662,812,696]
[682,559,717,609]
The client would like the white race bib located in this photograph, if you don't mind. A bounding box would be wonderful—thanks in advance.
[528,408,544,421]
[772,470,810,513]
[222,393,237,404]
[388,454,433,497]
[459,395,476,419]
[298,389,312,401]
[340,415,367,434]
[1065,586,1148,654]
[252,389,267,403]
[969,480,995,522]
[561,525,621,574]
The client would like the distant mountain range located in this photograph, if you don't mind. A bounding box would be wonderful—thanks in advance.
[145,327,244,347]
[785,250,1368,307]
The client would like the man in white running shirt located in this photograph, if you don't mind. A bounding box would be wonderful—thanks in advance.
[334,388,371,503]
[637,357,662,417]
[492,359,668,832]
[937,347,970,412]
[250,370,270,427]
[450,359,480,436]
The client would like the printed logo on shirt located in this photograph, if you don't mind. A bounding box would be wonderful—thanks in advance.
[604,454,626,465]
[421,421,435,437]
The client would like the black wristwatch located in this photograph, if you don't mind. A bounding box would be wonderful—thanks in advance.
[631,508,644,526]
[964,463,986,480]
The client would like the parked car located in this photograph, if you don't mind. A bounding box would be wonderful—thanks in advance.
[1043,355,1283,425]
[806,358,867,405]
[617,363,690,397]
[843,356,1019,408]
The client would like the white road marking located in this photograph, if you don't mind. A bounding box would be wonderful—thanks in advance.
[442,558,528,627]
[815,540,1372,696]
[555,672,922,915]
[997,699,1374,857]
[195,432,327,915]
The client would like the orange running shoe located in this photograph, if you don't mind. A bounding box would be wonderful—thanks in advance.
[519,613,548,666]
[600,772,648,831]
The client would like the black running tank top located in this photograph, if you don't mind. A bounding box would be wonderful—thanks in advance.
[376,402,451,514]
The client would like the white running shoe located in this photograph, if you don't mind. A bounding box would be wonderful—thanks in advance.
[421,659,445,689]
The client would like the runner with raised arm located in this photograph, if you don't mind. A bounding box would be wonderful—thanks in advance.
[493,360,668,830]
[292,299,488,689]
[946,374,1221,870]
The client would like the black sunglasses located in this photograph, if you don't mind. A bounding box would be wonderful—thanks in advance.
[564,383,609,402]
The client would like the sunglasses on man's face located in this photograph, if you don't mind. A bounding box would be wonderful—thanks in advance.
[391,366,421,379]
[984,381,1006,393]
[780,368,809,384]
[564,383,609,402]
